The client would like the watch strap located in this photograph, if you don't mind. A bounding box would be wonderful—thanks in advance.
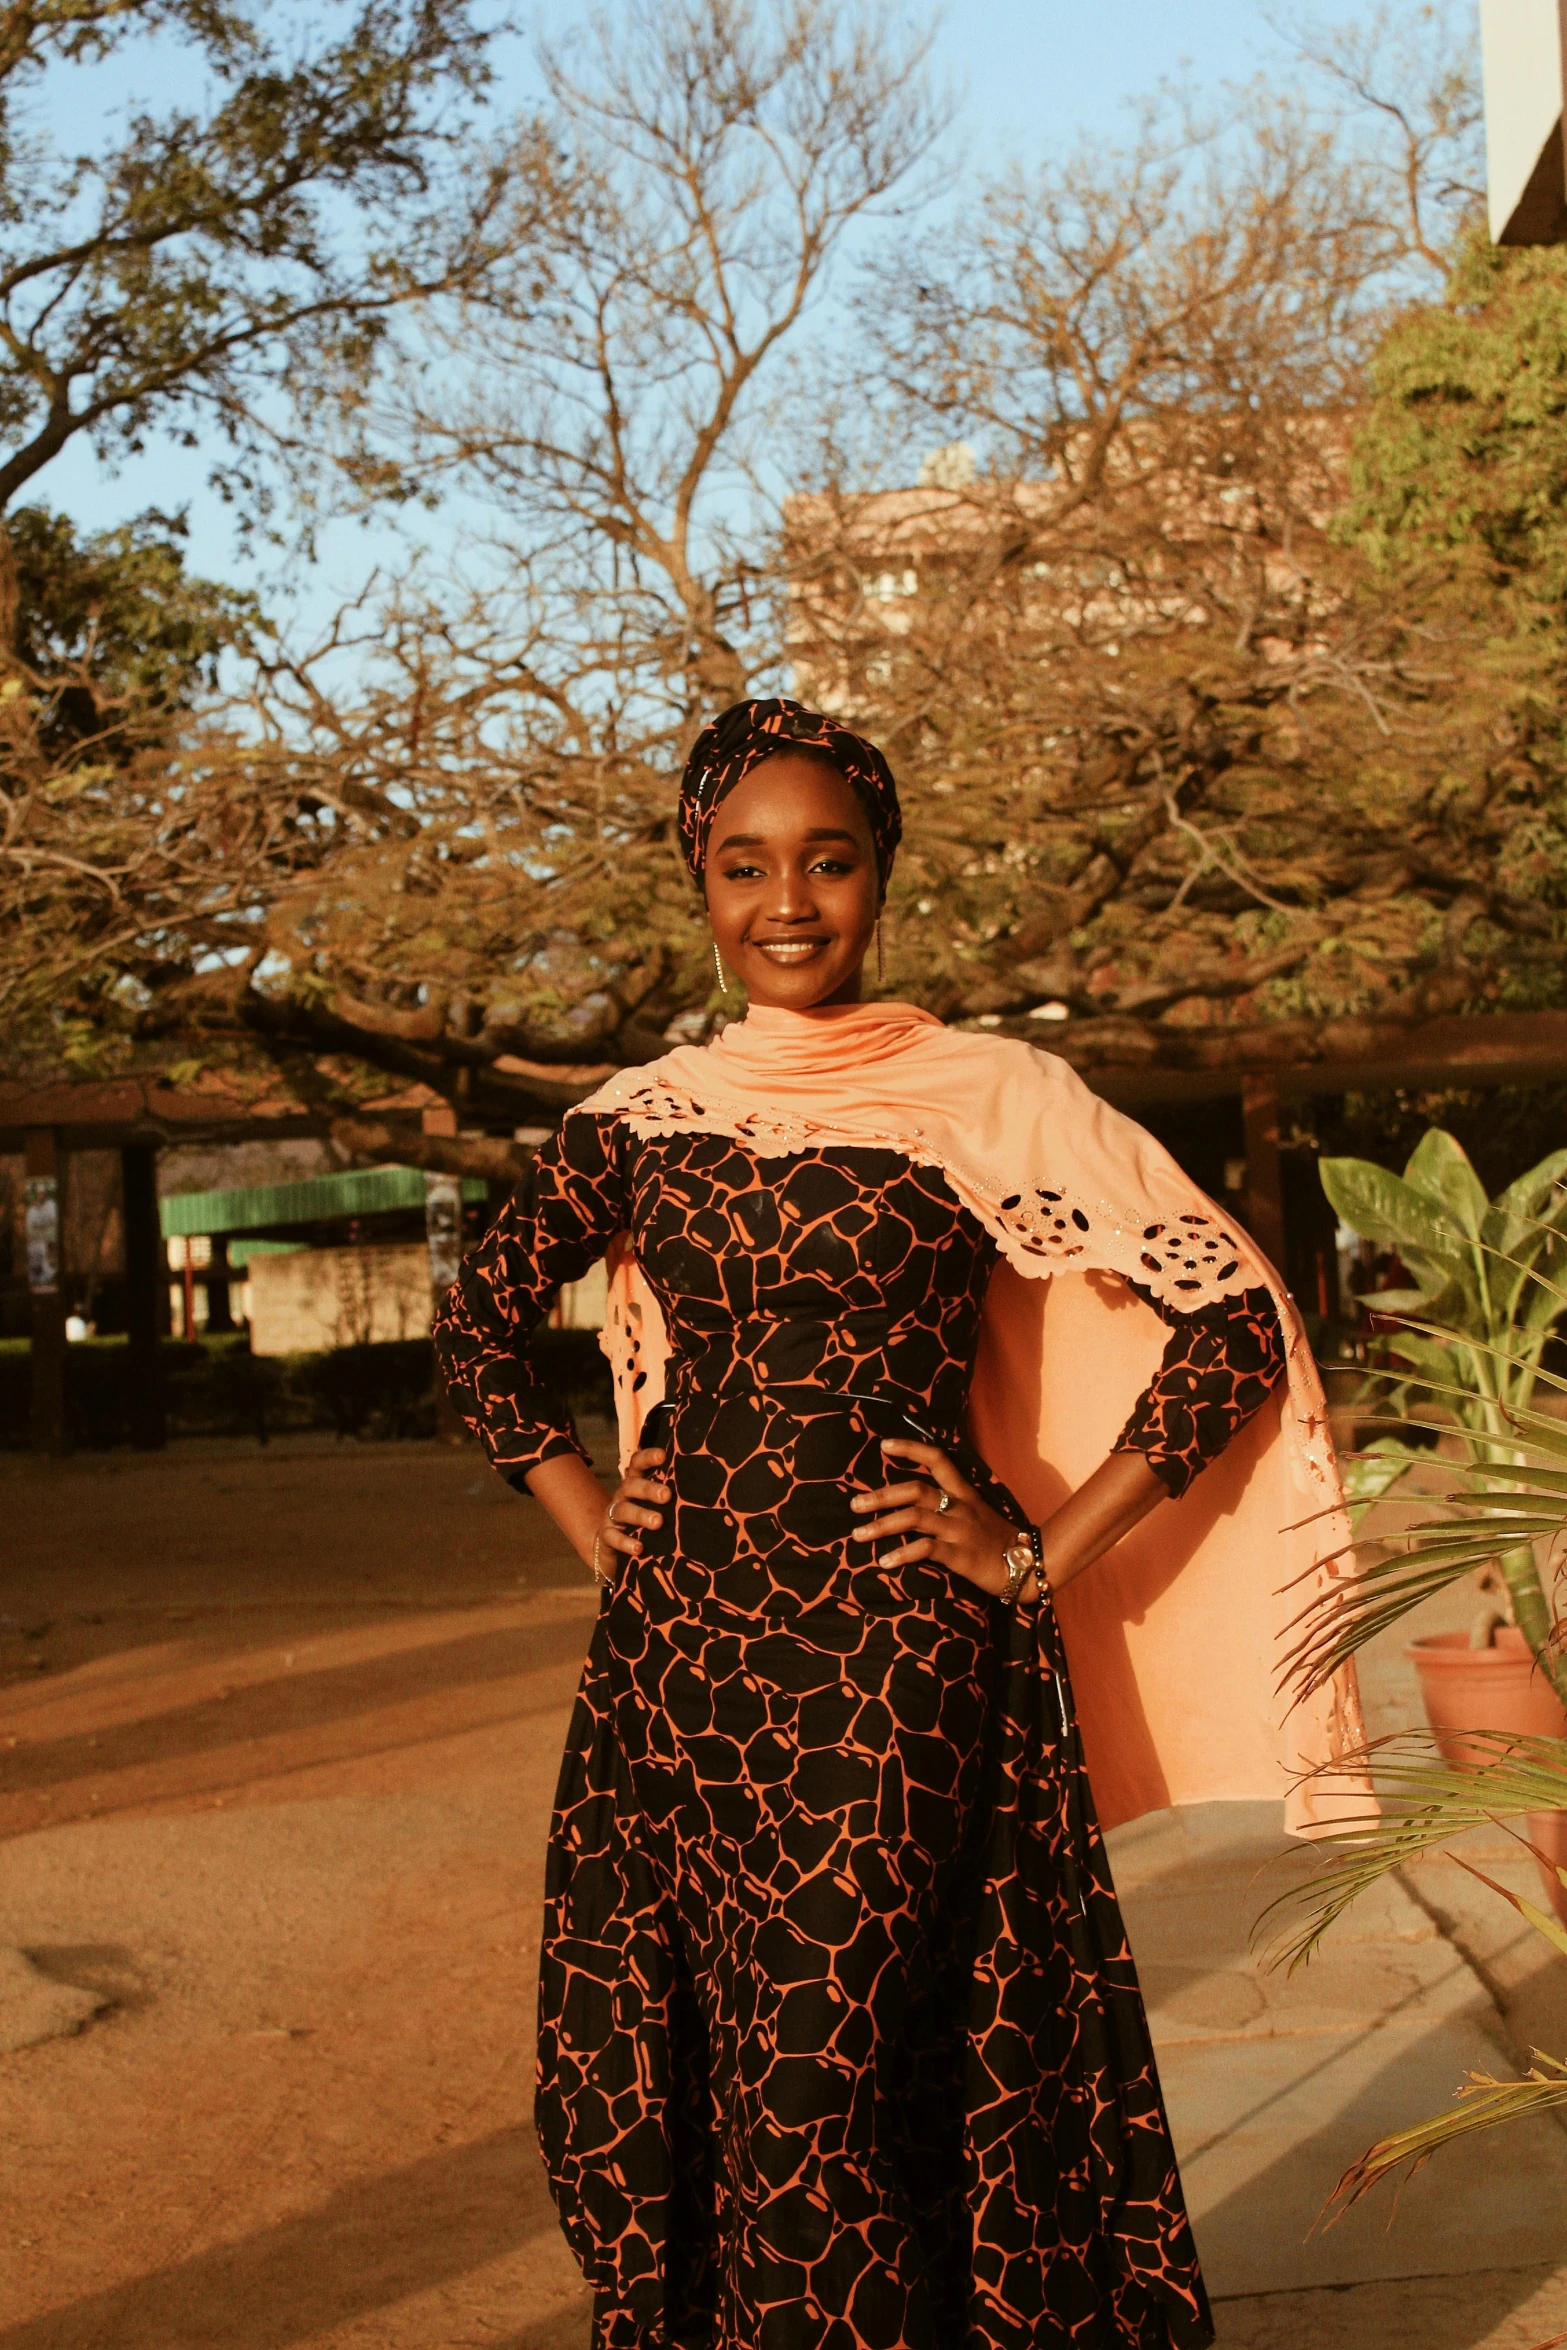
[1000,1538,1033,1607]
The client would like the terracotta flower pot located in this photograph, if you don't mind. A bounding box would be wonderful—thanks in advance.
[1408,1627,1567,1925]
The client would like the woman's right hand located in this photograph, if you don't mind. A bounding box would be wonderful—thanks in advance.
[594,1444,671,1579]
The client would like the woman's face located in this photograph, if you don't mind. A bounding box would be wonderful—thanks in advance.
[702,753,884,1010]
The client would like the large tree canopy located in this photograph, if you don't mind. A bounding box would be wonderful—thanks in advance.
[4,0,952,1154]
[0,503,267,1079]
[4,0,1562,1176]
[0,0,503,634]
[782,180,1567,1069]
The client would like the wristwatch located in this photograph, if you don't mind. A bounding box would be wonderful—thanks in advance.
[1000,1528,1042,1608]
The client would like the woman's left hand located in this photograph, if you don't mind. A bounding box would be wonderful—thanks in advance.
[850,1437,1036,1601]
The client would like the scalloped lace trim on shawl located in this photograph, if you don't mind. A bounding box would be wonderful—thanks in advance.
[587,1065,1341,1512]
[581,1045,1369,1831]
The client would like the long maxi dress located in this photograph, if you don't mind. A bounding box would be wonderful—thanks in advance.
[434,1111,1288,2350]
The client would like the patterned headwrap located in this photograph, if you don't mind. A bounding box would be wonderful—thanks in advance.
[677,697,902,881]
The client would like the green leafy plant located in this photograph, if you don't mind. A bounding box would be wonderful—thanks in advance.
[1294,1130,1567,1701]
[1261,1140,1567,2213]
[1264,1717,1567,2211]
[1265,1406,1567,2204]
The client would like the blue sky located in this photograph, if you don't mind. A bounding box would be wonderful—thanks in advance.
[928,0,1280,166]
[34,4,1368,614]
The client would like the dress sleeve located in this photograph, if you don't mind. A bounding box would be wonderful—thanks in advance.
[432,1110,628,1486]
[1112,1283,1287,1499]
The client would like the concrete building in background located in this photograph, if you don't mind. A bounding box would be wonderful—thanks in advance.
[1482,0,1567,243]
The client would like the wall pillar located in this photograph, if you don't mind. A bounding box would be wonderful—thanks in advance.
[24,1127,66,1455]
[121,1143,167,1451]
[205,1232,236,1333]
[1241,1076,1287,1274]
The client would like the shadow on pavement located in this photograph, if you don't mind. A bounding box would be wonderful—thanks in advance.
[5,1612,594,1798]
[1184,2010,1567,2312]
[0,2126,570,2350]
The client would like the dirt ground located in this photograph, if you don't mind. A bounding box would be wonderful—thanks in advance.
[2,1433,1564,2350]
[2,1435,601,2350]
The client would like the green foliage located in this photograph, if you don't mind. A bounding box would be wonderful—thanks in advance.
[0,1,497,531]
[1263,1730,1567,1969]
[1321,2052,1567,2216]
[1322,1129,1567,1339]
[8,507,257,693]
[1342,230,1567,613]
[5,6,1567,1146]
[4,504,258,753]
[1306,1130,1567,1689]
[1265,1388,1567,2204]
[1260,1727,1567,2204]
[1272,1127,1567,2214]
[1288,1372,1567,1694]
[1319,1084,1567,1200]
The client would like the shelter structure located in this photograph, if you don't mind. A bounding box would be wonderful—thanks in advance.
[1089,1010,1567,1328]
[9,1011,1566,1456]
[0,1072,470,1454]
[159,1163,489,1355]
[0,1074,314,1453]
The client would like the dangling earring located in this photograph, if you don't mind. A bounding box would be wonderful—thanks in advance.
[876,918,886,985]
[713,939,727,991]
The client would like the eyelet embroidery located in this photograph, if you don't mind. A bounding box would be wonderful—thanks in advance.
[585,1069,1347,1544]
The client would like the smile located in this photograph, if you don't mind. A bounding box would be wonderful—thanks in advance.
[748,938,830,961]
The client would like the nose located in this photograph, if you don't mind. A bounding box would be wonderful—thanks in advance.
[760,867,821,924]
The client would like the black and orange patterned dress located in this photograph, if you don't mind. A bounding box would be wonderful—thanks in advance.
[435,1111,1285,2350]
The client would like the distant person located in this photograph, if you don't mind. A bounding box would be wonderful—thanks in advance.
[436,699,1363,2350]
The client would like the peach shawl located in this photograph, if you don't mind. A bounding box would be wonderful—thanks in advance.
[581,999,1367,1836]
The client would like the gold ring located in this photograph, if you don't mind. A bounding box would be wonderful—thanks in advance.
[935,1490,952,1515]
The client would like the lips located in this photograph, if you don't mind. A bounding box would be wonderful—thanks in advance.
[748,937,831,961]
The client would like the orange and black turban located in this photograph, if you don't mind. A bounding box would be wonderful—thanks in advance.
[678,697,902,881]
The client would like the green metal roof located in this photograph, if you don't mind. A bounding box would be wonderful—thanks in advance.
[227,1238,305,1268]
[160,1164,487,1239]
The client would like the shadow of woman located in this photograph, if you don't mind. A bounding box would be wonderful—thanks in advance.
[0,2124,566,2350]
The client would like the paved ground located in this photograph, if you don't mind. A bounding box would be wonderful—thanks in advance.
[2,1432,1565,2349]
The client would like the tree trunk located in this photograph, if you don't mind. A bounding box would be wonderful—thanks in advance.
[0,519,21,664]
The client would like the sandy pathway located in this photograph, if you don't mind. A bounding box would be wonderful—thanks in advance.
[3,1435,1565,2348]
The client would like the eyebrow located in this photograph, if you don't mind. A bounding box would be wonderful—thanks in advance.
[714,826,863,853]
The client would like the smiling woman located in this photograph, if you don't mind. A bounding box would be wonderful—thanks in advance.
[705,752,883,1006]
[433,695,1365,2350]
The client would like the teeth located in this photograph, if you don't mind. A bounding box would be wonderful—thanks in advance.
[753,941,824,956]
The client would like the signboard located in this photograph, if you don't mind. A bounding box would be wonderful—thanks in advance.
[24,1175,59,1294]
[1482,0,1567,243]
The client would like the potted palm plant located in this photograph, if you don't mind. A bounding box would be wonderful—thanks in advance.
[1298,1132,1567,1918]
[1307,1132,1567,1736]
[1265,1320,1567,2217]
[1267,1726,1567,2212]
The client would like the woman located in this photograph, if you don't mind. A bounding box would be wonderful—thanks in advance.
[435,698,1362,2350]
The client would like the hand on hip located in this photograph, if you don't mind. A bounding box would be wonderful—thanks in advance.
[851,1437,1036,1601]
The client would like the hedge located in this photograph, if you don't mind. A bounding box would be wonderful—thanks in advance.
[0,1330,614,1450]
